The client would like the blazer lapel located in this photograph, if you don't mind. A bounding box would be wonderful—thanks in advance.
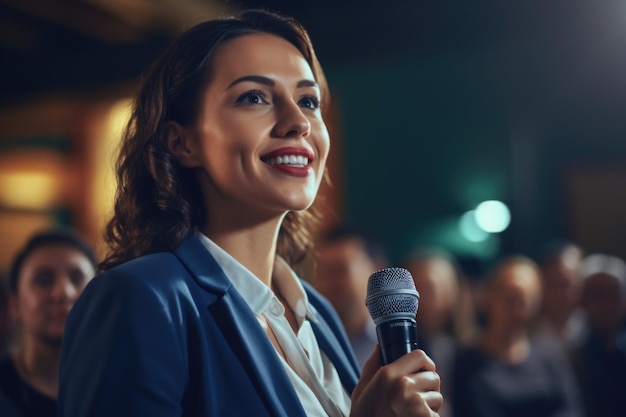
[303,281,360,393]
[308,305,360,393]
[173,236,306,417]
[209,292,306,417]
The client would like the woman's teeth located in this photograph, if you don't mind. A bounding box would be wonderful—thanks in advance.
[264,155,309,166]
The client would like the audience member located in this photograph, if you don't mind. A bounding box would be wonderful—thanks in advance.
[0,228,96,417]
[451,255,583,417]
[404,247,476,417]
[313,225,388,368]
[569,253,626,417]
[535,240,586,348]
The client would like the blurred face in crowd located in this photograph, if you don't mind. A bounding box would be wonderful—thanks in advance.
[540,246,583,318]
[581,272,625,335]
[407,258,459,335]
[485,261,542,331]
[11,244,95,346]
[171,33,329,220]
[315,237,379,318]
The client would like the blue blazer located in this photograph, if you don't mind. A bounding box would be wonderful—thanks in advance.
[59,236,360,417]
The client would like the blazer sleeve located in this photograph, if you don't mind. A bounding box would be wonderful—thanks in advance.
[59,264,189,417]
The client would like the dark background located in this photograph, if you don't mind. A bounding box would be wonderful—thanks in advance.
[2,0,626,273]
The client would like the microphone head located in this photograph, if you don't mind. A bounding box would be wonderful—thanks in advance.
[365,267,419,325]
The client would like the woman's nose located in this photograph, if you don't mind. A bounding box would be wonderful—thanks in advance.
[273,101,311,138]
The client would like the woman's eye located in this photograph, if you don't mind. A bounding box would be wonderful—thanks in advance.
[299,95,320,109]
[236,90,267,105]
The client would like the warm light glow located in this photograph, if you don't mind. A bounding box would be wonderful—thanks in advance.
[474,200,511,233]
[459,210,489,242]
[0,171,60,209]
[0,149,65,210]
[90,98,131,256]
[0,212,55,268]
[108,99,132,134]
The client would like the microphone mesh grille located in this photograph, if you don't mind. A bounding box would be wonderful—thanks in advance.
[366,267,419,322]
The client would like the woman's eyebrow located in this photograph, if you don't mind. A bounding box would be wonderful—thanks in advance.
[297,79,319,89]
[227,75,274,89]
[227,75,319,90]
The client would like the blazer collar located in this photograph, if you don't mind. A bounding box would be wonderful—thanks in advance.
[172,235,358,412]
[173,235,307,416]
[209,289,308,416]
[173,234,232,294]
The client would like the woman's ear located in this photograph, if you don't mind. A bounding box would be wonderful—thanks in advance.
[164,121,199,168]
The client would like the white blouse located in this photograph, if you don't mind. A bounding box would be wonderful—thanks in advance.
[197,232,351,417]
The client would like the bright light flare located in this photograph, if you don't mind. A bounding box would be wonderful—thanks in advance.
[0,171,60,210]
[475,200,510,233]
[459,210,489,242]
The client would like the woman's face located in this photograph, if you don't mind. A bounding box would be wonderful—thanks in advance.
[178,33,330,221]
[11,244,94,345]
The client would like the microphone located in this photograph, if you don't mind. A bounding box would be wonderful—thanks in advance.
[365,267,420,365]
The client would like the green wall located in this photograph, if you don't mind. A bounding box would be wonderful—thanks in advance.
[324,48,626,270]
[326,53,510,267]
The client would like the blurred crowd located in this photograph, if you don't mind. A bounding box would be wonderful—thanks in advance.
[312,225,626,417]
[1,224,625,417]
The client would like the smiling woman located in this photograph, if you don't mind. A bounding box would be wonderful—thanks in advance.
[164,32,330,234]
[57,9,442,417]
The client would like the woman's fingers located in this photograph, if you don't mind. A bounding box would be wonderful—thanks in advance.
[352,344,382,402]
[388,371,442,412]
[388,349,437,375]
[422,390,444,413]
[351,347,443,417]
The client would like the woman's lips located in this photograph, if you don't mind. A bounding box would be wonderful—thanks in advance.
[261,147,314,177]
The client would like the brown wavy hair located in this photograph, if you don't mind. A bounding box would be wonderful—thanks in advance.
[99,9,329,272]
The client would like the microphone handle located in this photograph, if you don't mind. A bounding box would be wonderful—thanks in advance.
[376,318,419,365]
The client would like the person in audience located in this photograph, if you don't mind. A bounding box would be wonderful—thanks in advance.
[404,247,476,417]
[313,225,388,369]
[535,240,586,348]
[0,228,96,417]
[451,255,583,417]
[569,253,626,417]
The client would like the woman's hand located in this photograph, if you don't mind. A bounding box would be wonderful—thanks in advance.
[350,345,443,417]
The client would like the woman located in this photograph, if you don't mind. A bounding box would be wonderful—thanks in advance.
[0,228,96,417]
[59,9,442,417]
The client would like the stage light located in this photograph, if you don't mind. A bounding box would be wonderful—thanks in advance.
[0,171,59,210]
[474,200,510,233]
[459,210,489,242]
